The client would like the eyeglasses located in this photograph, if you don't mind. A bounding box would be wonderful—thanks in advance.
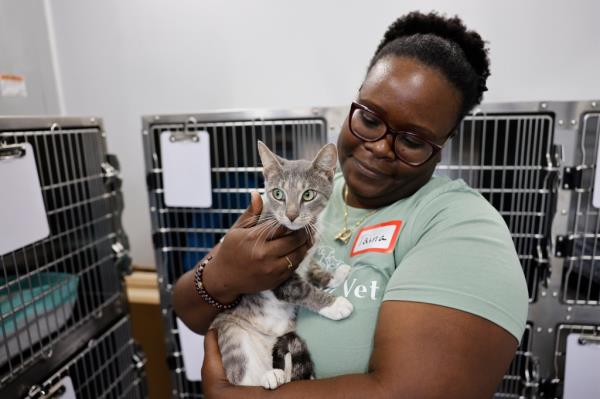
[348,102,446,167]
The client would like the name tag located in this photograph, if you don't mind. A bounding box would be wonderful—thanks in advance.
[351,220,402,256]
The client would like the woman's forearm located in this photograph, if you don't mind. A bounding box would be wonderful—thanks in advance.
[171,244,240,335]
[215,374,391,399]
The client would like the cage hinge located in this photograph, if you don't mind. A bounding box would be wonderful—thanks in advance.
[146,172,159,190]
[132,343,147,372]
[533,242,551,286]
[562,166,583,190]
[538,378,562,398]
[520,352,540,398]
[152,232,163,248]
[554,235,574,257]
[106,153,121,171]
[112,241,132,275]
[102,158,122,190]
[166,354,178,371]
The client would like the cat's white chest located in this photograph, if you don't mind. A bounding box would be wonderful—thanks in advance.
[256,291,296,336]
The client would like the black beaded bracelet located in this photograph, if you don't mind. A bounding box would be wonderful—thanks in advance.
[194,255,240,310]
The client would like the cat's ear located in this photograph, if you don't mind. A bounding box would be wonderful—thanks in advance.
[312,143,337,180]
[257,140,282,177]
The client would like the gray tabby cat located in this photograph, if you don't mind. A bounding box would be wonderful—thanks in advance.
[210,141,353,389]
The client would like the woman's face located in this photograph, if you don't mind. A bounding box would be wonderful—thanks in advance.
[338,56,463,208]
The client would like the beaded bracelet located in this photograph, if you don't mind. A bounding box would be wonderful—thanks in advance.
[194,255,240,310]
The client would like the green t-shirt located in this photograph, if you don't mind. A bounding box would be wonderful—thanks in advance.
[295,173,529,378]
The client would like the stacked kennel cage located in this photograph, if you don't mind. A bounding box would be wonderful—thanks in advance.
[0,117,147,399]
[143,101,600,399]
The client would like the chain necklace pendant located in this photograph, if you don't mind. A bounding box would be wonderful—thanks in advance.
[335,228,353,245]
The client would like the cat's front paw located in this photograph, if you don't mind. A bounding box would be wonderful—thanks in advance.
[327,264,351,288]
[261,369,286,390]
[318,296,353,320]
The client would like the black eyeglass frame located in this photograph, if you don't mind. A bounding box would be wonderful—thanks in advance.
[348,101,448,167]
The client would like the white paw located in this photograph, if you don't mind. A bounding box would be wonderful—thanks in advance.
[261,369,286,390]
[327,264,351,288]
[318,296,353,320]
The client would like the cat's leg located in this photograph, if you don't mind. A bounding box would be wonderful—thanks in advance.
[305,259,351,289]
[273,273,353,320]
[216,323,273,386]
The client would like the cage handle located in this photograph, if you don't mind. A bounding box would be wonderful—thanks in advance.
[578,334,600,345]
[0,142,26,161]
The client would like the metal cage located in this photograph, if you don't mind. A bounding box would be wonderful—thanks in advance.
[143,110,330,397]
[143,101,600,399]
[25,316,147,399]
[0,117,132,389]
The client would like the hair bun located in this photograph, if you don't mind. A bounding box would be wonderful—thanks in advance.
[376,11,490,88]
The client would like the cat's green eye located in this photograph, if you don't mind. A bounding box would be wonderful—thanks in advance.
[272,188,285,201]
[302,190,316,201]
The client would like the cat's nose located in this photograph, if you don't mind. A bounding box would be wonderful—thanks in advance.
[287,211,299,222]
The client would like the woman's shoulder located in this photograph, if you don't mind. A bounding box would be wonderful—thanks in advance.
[413,175,495,216]
[407,175,510,241]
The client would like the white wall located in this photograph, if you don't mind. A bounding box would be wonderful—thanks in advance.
[48,0,600,268]
[0,0,61,115]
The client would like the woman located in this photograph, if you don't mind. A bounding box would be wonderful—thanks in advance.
[173,11,529,399]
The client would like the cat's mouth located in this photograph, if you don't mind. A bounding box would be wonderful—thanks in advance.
[277,216,317,232]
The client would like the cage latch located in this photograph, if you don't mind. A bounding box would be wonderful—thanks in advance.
[562,166,583,190]
[112,241,132,275]
[520,352,540,398]
[554,235,574,257]
[166,354,178,371]
[534,242,551,287]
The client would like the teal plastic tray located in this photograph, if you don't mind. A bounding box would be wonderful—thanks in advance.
[0,272,79,363]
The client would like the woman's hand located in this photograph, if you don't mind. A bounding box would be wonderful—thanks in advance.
[201,329,237,399]
[203,191,313,303]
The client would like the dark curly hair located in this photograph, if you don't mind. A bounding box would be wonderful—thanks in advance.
[369,11,490,120]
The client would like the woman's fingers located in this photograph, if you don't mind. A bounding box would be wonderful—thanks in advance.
[278,241,312,275]
[232,192,263,229]
[266,229,309,257]
[201,329,225,380]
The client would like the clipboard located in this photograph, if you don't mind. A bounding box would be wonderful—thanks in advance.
[160,124,213,208]
[563,333,600,399]
[0,142,50,255]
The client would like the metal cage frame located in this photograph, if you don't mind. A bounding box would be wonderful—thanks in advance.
[0,116,137,397]
[142,100,600,399]
[25,316,147,399]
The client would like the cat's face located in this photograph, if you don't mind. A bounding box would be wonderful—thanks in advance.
[257,141,337,231]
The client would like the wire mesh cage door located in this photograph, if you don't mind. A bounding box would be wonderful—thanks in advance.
[144,101,600,399]
[25,317,147,399]
[432,109,557,398]
[143,110,329,397]
[0,117,131,390]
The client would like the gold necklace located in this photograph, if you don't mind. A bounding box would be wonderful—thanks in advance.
[334,185,379,245]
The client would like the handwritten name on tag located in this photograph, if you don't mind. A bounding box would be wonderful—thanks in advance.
[351,220,402,256]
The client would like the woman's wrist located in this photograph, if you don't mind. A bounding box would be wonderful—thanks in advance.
[201,256,240,304]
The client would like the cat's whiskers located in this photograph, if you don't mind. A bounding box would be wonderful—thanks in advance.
[251,219,279,254]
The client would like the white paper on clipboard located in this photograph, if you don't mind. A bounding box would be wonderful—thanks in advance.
[563,333,600,399]
[160,131,212,208]
[176,317,205,381]
[0,143,49,255]
[594,140,600,207]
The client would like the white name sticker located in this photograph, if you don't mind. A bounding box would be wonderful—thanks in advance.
[351,220,403,256]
